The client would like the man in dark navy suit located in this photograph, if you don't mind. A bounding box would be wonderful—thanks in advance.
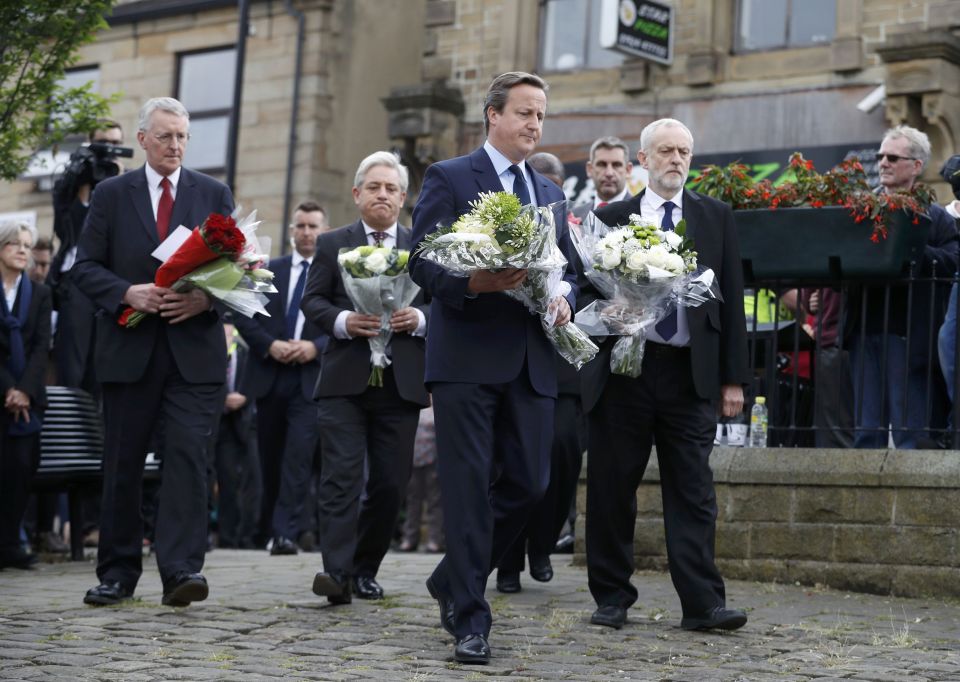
[580,118,749,632]
[302,151,429,605]
[409,72,578,665]
[232,200,329,555]
[74,97,233,607]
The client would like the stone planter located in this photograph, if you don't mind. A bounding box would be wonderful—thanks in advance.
[735,206,931,281]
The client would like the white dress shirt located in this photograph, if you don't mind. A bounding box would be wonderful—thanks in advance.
[484,140,537,204]
[144,164,182,223]
[640,188,691,347]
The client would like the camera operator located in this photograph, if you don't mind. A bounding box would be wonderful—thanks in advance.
[49,119,131,394]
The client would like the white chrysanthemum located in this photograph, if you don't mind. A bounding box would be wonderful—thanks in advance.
[365,251,388,274]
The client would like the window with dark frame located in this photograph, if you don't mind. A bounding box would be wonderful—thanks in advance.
[176,46,236,173]
[540,0,624,72]
[736,0,836,53]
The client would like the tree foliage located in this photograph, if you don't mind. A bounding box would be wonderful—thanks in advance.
[0,0,116,181]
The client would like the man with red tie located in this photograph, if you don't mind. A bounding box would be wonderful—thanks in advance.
[74,97,234,608]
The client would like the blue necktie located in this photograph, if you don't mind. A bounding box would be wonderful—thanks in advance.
[509,164,531,205]
[286,261,307,340]
[655,201,678,340]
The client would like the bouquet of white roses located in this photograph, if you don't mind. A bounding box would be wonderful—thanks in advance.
[337,245,421,387]
[571,211,719,377]
[415,192,598,369]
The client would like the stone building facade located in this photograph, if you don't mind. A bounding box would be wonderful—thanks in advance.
[1,0,958,251]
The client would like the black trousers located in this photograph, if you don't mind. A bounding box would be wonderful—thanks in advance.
[586,343,725,618]
[429,372,554,639]
[316,368,420,579]
[97,333,222,590]
[0,427,40,553]
[499,391,583,573]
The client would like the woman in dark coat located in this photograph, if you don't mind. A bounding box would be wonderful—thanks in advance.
[0,221,52,569]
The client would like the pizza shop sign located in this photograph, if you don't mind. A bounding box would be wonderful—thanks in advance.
[600,0,674,65]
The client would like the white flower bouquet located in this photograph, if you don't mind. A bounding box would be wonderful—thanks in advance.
[415,192,598,369]
[571,211,719,377]
[337,245,421,387]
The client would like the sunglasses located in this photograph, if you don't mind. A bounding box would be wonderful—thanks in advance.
[876,153,916,163]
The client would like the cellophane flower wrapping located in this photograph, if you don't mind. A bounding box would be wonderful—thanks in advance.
[570,208,721,377]
[414,192,598,369]
[120,208,276,327]
[337,246,421,387]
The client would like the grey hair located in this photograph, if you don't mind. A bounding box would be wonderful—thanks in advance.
[639,118,694,153]
[354,151,409,193]
[883,125,931,168]
[0,221,35,249]
[138,97,190,132]
[589,136,631,162]
[482,71,548,134]
[527,152,565,182]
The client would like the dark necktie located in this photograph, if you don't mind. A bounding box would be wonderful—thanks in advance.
[286,261,307,340]
[370,231,386,246]
[655,201,678,341]
[509,165,531,205]
[157,177,174,242]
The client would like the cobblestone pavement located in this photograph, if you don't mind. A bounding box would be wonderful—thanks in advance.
[1,549,959,681]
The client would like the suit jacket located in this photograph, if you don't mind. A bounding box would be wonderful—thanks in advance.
[408,147,578,398]
[233,254,327,401]
[579,188,749,412]
[222,342,255,442]
[73,165,235,384]
[301,221,430,407]
[0,279,52,410]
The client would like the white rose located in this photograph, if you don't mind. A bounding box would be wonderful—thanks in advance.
[662,231,682,249]
[365,251,388,274]
[625,250,647,272]
[339,249,361,264]
[647,244,670,268]
[599,244,622,269]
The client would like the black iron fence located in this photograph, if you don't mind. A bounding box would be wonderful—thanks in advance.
[742,263,959,449]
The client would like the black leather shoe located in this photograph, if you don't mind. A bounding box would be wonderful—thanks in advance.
[681,606,747,631]
[590,605,627,629]
[269,536,298,556]
[529,556,553,583]
[161,572,209,607]
[496,571,521,593]
[554,532,575,554]
[353,575,384,600]
[0,548,38,570]
[425,576,455,636]
[83,581,134,606]
[454,633,490,664]
[312,572,351,605]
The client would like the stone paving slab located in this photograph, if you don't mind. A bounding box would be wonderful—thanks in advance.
[1,550,960,680]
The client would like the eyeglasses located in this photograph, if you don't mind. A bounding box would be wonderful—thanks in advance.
[153,132,191,145]
[876,153,916,163]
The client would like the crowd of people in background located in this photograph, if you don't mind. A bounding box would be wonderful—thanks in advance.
[0,69,958,667]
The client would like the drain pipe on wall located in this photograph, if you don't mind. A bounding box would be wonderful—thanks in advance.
[280,0,306,255]
[226,0,251,193]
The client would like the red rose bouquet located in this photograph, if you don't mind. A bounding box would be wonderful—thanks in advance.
[119,209,276,327]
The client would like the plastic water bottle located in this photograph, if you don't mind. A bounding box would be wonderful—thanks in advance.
[749,396,768,447]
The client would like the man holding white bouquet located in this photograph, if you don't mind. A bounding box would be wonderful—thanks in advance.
[410,71,579,664]
[580,118,750,632]
[301,151,429,605]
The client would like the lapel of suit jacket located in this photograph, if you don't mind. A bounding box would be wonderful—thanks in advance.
[680,188,705,243]
[529,167,555,207]
[397,225,412,250]
[129,166,158,244]
[275,254,292,303]
[470,148,509,197]
[346,221,368,248]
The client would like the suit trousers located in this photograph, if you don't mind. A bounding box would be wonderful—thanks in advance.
[97,329,222,589]
[429,373,554,639]
[214,411,261,548]
[0,428,40,553]
[316,368,420,579]
[499,391,583,573]
[255,366,321,544]
[586,343,725,618]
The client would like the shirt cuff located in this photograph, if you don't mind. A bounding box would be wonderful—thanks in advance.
[334,310,352,339]
[412,309,427,337]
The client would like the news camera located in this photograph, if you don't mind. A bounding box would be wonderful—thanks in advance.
[59,141,134,191]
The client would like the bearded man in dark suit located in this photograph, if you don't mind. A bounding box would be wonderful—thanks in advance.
[74,97,233,608]
[581,118,749,632]
[409,71,578,665]
[301,151,429,605]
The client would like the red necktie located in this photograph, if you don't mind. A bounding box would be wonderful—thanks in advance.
[156,177,174,242]
[597,201,609,208]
